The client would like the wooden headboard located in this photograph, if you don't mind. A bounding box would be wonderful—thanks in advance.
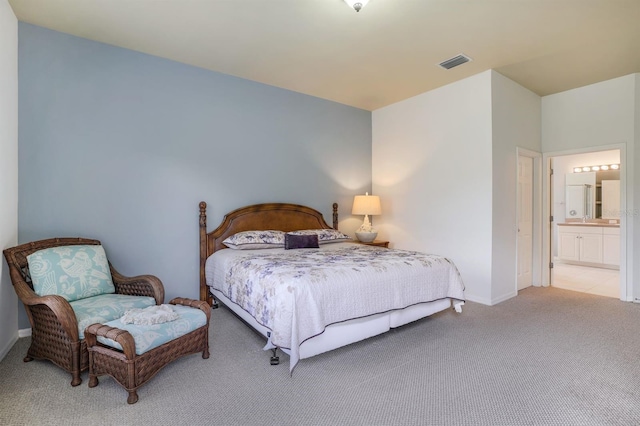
[199,201,338,304]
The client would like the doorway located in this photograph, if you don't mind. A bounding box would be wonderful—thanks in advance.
[546,147,625,300]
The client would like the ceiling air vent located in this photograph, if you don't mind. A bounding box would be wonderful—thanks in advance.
[438,54,472,70]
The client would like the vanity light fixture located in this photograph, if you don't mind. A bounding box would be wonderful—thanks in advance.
[573,164,620,173]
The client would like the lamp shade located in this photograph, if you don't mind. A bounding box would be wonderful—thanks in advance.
[352,194,381,216]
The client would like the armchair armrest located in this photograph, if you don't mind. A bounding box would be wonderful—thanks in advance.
[7,265,79,341]
[109,264,164,305]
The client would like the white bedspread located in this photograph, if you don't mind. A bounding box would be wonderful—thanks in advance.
[205,242,465,370]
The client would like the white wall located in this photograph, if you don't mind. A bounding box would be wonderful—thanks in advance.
[0,0,19,360]
[372,70,542,305]
[542,75,635,152]
[372,71,494,303]
[490,71,542,302]
[542,74,637,300]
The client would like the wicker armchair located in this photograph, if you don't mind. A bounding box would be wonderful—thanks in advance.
[3,237,164,386]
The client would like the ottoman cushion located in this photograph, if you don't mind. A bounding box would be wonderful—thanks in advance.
[97,305,207,355]
[71,294,157,339]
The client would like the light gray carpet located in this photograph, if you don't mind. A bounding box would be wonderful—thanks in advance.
[2,286,640,426]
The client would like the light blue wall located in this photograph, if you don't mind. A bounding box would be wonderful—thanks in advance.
[18,23,372,328]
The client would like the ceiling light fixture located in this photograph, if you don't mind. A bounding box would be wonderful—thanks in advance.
[344,0,369,12]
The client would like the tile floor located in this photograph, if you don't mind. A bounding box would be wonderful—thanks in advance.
[552,262,620,299]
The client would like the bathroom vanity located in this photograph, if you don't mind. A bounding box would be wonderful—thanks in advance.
[557,222,620,268]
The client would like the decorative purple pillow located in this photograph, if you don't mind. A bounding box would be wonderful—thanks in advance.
[285,233,319,250]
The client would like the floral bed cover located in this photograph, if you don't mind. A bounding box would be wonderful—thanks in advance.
[205,242,465,370]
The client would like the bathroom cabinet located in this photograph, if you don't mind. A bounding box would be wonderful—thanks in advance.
[558,226,602,263]
[602,227,620,265]
[557,225,619,267]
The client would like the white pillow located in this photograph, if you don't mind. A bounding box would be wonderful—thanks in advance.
[223,230,285,250]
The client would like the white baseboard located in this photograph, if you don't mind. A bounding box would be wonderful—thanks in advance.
[490,291,518,305]
[0,334,18,362]
[465,291,517,306]
[464,293,492,305]
[18,328,32,338]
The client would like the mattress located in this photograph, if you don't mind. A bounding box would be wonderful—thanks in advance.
[205,242,465,370]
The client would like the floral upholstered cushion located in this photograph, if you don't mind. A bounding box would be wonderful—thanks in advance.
[287,229,352,244]
[27,245,115,302]
[223,230,285,250]
[71,294,156,339]
[97,305,207,355]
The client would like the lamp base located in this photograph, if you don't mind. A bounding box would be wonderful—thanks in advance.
[355,231,378,243]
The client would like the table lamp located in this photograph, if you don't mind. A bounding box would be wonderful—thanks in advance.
[352,192,381,243]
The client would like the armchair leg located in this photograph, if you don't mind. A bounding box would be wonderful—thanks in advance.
[88,375,99,388]
[71,373,82,387]
[127,391,139,405]
[71,342,82,386]
[23,356,33,362]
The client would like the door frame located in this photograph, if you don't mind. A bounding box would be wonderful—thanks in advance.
[542,143,629,301]
[516,148,543,290]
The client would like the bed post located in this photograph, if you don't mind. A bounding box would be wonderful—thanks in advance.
[199,201,213,306]
[332,203,338,230]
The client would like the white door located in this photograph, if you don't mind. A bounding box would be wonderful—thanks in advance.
[517,155,533,290]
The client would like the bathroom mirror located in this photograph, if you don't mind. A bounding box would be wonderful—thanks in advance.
[565,170,619,219]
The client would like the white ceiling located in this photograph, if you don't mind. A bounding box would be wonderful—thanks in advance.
[9,0,640,111]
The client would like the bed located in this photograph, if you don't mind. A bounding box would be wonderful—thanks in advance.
[199,201,465,371]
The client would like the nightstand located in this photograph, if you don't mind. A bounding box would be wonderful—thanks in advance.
[357,240,389,248]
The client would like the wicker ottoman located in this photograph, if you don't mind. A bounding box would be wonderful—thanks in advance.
[85,297,211,404]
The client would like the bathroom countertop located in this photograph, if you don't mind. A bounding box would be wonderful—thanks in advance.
[558,222,620,228]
